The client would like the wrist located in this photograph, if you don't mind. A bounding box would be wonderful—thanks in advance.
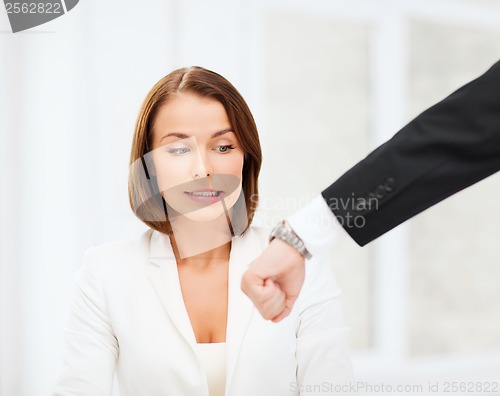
[286,194,344,257]
[269,220,312,260]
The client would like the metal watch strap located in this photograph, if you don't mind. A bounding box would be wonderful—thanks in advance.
[269,220,312,260]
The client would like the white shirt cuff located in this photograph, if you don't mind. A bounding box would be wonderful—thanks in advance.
[286,194,346,257]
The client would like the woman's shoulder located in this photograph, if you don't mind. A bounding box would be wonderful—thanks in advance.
[80,228,154,274]
[295,249,342,314]
[85,228,153,258]
[240,224,271,241]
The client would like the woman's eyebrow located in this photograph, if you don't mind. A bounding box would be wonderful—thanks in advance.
[159,128,234,142]
[160,132,189,142]
[210,128,234,138]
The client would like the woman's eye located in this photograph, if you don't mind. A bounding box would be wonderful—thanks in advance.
[215,145,236,153]
[166,147,191,155]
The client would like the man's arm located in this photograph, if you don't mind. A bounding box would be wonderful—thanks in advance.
[242,60,500,322]
[326,60,500,246]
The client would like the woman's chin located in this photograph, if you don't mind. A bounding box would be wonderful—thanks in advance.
[182,204,227,222]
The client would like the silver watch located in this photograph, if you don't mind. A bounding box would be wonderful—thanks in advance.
[269,220,312,260]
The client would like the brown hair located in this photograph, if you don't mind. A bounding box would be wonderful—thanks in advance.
[128,66,262,236]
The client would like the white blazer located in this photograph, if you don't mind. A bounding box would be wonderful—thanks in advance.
[53,226,353,396]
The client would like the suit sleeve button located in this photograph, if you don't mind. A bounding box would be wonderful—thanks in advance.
[384,177,395,192]
[374,185,386,199]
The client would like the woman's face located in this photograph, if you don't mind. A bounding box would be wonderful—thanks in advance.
[150,92,245,222]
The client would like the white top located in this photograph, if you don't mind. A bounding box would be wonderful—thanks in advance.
[196,342,227,396]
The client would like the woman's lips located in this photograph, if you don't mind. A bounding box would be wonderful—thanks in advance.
[184,190,225,204]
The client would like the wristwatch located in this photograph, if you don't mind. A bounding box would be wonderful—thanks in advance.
[269,220,312,260]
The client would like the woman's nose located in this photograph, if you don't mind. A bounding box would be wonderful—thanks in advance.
[191,150,213,179]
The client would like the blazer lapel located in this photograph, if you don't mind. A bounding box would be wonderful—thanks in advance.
[146,229,257,393]
[147,231,197,351]
[225,234,256,393]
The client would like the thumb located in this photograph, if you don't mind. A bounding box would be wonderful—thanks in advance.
[241,267,265,296]
[263,277,279,294]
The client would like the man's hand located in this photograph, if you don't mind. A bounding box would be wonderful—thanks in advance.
[241,238,305,323]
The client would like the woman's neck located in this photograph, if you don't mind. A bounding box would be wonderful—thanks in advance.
[168,212,233,267]
[171,237,231,270]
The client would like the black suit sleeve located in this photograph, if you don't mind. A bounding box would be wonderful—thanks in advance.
[322,60,500,246]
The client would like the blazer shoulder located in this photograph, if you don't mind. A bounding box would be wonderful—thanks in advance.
[294,251,342,317]
[82,228,153,274]
[241,224,271,241]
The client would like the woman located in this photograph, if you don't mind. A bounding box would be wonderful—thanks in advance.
[53,67,353,396]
